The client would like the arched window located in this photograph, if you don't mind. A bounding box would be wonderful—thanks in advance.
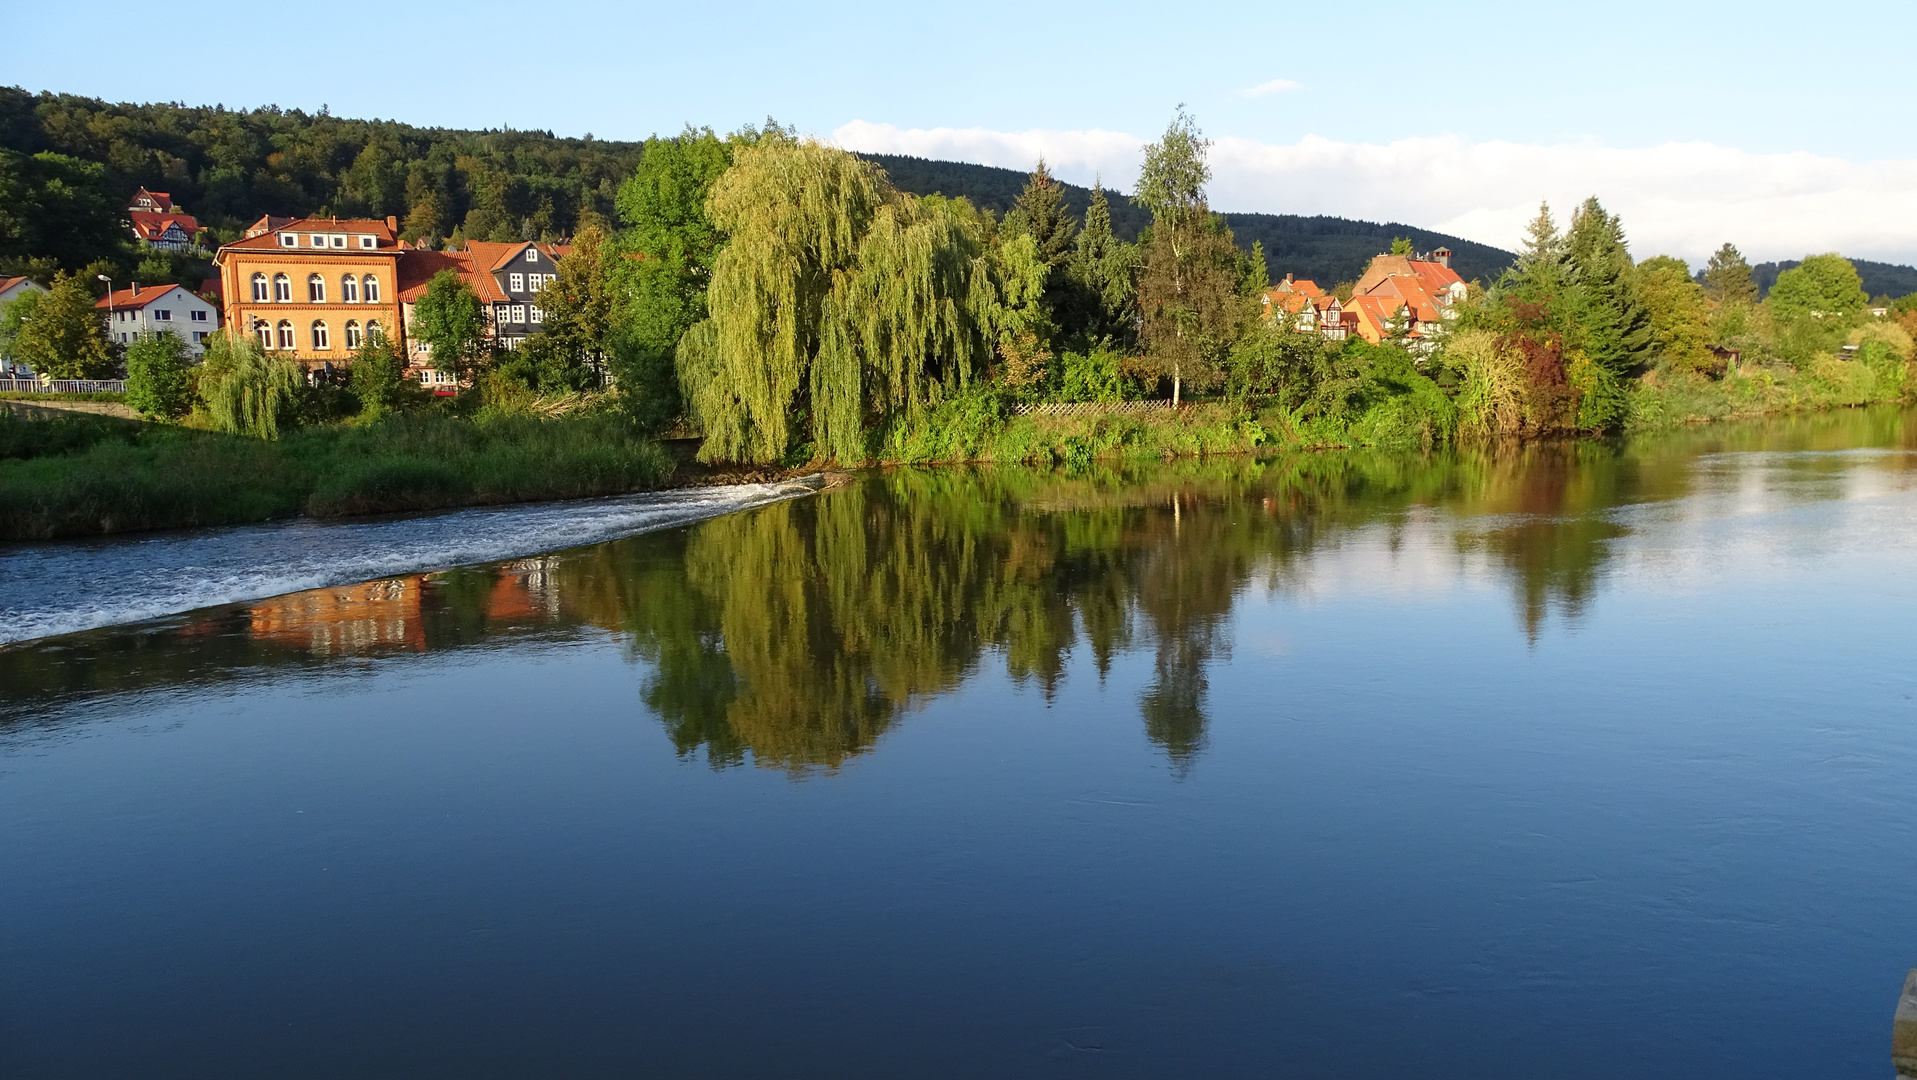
[251,273,269,302]
[254,318,272,349]
[311,321,329,350]
[273,274,291,302]
[341,275,359,303]
[361,275,380,303]
[308,274,326,303]
[344,320,361,349]
[365,319,382,343]
[276,320,294,350]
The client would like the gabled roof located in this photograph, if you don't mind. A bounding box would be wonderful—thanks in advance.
[1353,254,1466,299]
[1272,276,1326,299]
[464,239,570,273]
[94,284,194,310]
[1363,276,1443,323]
[131,210,201,241]
[395,249,514,304]
[244,214,296,239]
[0,275,37,296]
[130,187,176,211]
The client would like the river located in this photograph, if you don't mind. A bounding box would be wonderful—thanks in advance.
[4,406,1916,1077]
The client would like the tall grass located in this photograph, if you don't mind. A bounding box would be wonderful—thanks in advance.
[0,410,674,540]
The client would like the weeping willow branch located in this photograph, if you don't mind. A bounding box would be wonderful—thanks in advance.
[680,140,1000,464]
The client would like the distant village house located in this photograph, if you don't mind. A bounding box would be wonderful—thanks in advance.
[95,283,221,356]
[1264,247,1467,350]
[128,188,204,253]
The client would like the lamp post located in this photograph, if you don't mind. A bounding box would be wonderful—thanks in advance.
[97,274,114,338]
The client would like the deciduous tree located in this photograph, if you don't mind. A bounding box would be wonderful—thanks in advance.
[123,330,193,419]
[411,269,487,385]
[1134,109,1240,405]
[13,271,112,378]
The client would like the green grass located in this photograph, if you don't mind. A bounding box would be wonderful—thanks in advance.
[0,391,128,402]
[0,410,674,540]
[1626,354,1911,432]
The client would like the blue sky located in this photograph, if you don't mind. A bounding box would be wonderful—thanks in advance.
[14,0,1916,262]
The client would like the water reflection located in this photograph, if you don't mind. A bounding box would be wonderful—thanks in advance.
[5,405,1916,772]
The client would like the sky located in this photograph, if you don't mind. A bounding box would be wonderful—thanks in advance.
[13,0,1916,266]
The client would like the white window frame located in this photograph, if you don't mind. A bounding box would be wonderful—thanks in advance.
[529,305,543,325]
[310,234,327,247]
[277,321,295,350]
[525,248,539,263]
[252,273,269,301]
[362,275,380,303]
[344,320,362,349]
[311,321,329,350]
[359,235,376,249]
[330,235,347,248]
[510,304,526,324]
[308,275,326,303]
[191,309,207,322]
[154,309,172,321]
[509,272,524,292]
[279,233,298,248]
[274,274,292,303]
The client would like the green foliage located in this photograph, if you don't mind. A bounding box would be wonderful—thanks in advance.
[1563,196,1654,379]
[532,222,614,386]
[1636,255,1713,373]
[0,88,641,247]
[1389,237,1413,256]
[0,409,673,539]
[0,150,124,273]
[1135,108,1211,229]
[1703,243,1757,306]
[123,331,193,419]
[1768,253,1868,323]
[200,332,303,438]
[1059,346,1131,403]
[347,327,418,420]
[12,271,112,378]
[681,140,1003,464]
[412,269,487,382]
[1061,184,1138,346]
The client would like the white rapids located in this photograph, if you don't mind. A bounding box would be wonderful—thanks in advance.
[0,479,821,646]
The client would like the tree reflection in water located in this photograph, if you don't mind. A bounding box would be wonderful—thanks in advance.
[6,404,1914,773]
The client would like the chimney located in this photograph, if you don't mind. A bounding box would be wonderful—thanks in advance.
[1285,272,1294,283]
[1433,246,1453,269]
[386,216,399,234]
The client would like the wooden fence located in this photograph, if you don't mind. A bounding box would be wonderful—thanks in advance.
[1013,400,1178,418]
[0,379,128,393]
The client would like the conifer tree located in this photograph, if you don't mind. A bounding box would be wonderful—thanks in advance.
[1063,183,1137,344]
[1001,160,1076,270]
[1564,196,1653,377]
[1702,242,1757,306]
[1513,201,1565,287]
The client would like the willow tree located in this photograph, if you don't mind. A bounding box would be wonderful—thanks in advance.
[679,139,998,463]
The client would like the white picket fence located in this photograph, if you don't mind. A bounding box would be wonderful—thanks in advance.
[0,379,128,393]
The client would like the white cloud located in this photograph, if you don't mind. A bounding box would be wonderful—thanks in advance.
[832,121,1917,266]
[1241,78,1301,97]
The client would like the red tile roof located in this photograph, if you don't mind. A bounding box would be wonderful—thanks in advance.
[219,216,402,255]
[0,275,30,295]
[130,187,176,212]
[395,249,509,303]
[94,284,192,310]
[1364,276,1444,323]
[130,210,201,241]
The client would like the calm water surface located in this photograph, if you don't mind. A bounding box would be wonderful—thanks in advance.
[4,408,1917,1078]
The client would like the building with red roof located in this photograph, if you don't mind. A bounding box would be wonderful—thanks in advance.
[214,216,408,369]
[95,283,221,355]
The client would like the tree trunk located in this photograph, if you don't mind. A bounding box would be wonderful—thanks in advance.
[1172,373,1181,407]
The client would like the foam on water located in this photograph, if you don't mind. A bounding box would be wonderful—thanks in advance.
[0,482,813,645]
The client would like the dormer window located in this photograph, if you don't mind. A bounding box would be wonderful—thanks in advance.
[279,233,298,247]
[330,235,346,248]
[359,235,376,249]
[310,234,326,247]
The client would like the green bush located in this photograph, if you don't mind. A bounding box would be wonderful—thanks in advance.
[123,331,195,421]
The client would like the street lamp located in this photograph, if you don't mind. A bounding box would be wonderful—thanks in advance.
[97,273,114,326]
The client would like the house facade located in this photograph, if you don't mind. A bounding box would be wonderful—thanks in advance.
[128,188,204,253]
[0,276,48,373]
[397,239,569,370]
[95,284,222,356]
[213,216,408,369]
[1264,248,1467,348]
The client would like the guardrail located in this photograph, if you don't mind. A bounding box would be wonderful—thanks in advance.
[0,379,128,393]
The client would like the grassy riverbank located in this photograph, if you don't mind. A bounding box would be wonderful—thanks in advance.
[0,409,672,540]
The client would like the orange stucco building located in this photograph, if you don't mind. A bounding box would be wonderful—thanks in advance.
[213,216,409,369]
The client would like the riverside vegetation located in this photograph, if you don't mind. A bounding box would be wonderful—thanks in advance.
[3,106,1915,540]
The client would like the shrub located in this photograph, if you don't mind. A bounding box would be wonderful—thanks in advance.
[123,331,194,420]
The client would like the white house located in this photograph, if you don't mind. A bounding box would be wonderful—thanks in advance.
[0,276,48,374]
[95,284,221,357]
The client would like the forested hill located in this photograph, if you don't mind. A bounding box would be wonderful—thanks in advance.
[861,152,1519,286]
[0,87,641,244]
[1751,258,1917,303]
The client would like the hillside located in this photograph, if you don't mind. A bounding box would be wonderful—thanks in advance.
[1751,258,1917,302]
[861,153,1519,286]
